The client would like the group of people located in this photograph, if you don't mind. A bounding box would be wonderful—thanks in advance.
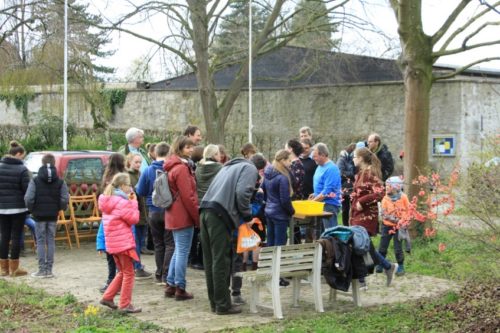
[0,124,410,315]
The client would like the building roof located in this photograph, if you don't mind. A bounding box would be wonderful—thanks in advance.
[147,46,500,90]
[148,46,403,90]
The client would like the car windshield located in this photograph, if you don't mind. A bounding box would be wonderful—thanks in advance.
[24,153,44,176]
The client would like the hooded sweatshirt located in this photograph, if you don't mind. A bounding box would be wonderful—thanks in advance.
[24,164,69,221]
[200,158,258,229]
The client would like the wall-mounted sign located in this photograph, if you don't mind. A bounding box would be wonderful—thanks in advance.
[432,135,456,156]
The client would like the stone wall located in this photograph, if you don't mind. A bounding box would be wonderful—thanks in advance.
[1,79,499,173]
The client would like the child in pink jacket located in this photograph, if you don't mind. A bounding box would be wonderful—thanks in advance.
[98,172,141,313]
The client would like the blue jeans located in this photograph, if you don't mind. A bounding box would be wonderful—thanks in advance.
[133,225,147,270]
[322,204,340,230]
[167,227,194,290]
[266,217,289,246]
[34,221,56,273]
[20,216,36,249]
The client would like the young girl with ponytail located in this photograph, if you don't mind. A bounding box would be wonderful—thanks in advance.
[98,172,141,313]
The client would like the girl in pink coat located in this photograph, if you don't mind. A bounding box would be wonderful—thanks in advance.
[98,172,141,313]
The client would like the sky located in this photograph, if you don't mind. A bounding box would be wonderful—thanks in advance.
[87,0,500,82]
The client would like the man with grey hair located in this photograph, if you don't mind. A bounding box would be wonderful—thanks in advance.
[299,126,313,142]
[309,143,342,234]
[118,127,151,173]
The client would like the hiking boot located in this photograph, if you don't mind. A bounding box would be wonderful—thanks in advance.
[120,304,142,313]
[385,263,397,287]
[216,305,242,315]
[396,264,405,276]
[279,278,290,287]
[232,295,246,305]
[31,270,47,278]
[100,298,118,310]
[175,288,194,301]
[375,265,383,273]
[135,268,152,280]
[164,284,176,298]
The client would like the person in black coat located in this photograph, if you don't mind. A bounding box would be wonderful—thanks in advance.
[367,133,394,182]
[337,143,356,226]
[0,141,31,277]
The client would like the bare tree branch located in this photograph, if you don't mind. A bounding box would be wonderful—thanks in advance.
[433,39,500,57]
[432,56,500,81]
[431,0,470,46]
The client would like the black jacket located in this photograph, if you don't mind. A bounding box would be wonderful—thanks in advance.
[376,144,394,181]
[24,165,69,221]
[299,155,317,197]
[0,156,30,211]
[337,151,355,196]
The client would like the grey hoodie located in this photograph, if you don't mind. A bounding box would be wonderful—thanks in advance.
[200,158,258,229]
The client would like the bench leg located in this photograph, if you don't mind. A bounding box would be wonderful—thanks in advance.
[292,277,300,307]
[352,279,361,307]
[271,276,283,319]
[249,281,259,314]
[329,288,337,303]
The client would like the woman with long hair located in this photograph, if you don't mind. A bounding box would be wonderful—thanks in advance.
[0,141,30,277]
[101,153,126,191]
[163,136,199,300]
[263,149,295,246]
[350,147,397,287]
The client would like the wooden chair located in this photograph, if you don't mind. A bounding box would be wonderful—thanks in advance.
[69,194,101,248]
[55,210,73,249]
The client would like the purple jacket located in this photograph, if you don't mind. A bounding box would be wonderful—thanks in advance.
[262,166,295,221]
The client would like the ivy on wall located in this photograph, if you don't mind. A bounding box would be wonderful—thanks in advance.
[101,88,127,116]
[0,88,36,124]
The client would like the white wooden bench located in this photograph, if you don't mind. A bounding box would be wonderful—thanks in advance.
[236,242,323,319]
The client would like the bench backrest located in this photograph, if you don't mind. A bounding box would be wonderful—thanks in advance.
[257,243,321,275]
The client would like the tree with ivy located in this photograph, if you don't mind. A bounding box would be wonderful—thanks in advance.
[289,0,338,51]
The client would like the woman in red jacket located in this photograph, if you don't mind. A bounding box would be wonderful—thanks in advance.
[350,147,397,287]
[163,136,199,300]
[98,172,141,313]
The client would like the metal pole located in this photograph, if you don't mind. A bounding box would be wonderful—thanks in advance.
[248,0,253,143]
[63,0,68,150]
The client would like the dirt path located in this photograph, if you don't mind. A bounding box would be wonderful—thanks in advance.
[6,243,459,332]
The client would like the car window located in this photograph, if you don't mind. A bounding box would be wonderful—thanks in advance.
[64,158,104,182]
[24,153,44,176]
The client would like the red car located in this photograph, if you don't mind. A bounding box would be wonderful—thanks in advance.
[24,150,114,194]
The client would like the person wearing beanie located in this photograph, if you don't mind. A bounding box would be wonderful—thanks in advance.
[377,176,409,276]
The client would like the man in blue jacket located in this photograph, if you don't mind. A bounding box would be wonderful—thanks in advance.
[310,143,342,233]
[136,142,174,285]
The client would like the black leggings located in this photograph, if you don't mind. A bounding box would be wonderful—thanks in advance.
[0,213,27,260]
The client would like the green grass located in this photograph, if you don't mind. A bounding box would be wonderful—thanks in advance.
[1,229,497,333]
[0,279,162,333]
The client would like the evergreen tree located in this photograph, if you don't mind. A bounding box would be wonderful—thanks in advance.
[289,0,337,51]
[212,0,270,64]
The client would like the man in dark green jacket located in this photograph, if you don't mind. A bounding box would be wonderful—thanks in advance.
[199,157,261,315]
